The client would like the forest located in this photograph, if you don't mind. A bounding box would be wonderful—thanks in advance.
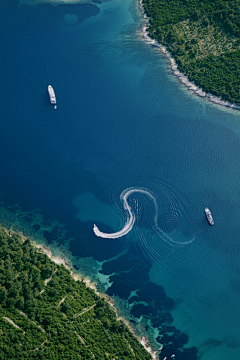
[142,0,240,105]
[0,228,152,359]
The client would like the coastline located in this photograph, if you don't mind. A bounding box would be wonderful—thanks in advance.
[139,0,240,112]
[19,0,89,5]
[4,226,157,359]
[38,244,158,359]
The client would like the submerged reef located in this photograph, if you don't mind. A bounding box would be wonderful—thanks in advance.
[100,246,198,360]
[0,227,153,359]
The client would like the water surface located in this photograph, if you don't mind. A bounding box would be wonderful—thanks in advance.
[1,1,240,359]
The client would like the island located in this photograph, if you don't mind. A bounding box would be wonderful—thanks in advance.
[141,0,240,107]
[0,227,153,359]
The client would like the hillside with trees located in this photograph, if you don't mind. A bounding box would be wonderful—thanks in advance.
[142,0,240,105]
[0,228,152,359]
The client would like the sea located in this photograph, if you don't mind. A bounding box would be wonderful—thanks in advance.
[1,1,240,359]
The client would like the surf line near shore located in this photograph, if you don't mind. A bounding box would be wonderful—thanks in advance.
[138,0,240,111]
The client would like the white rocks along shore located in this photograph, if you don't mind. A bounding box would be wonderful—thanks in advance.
[139,0,240,111]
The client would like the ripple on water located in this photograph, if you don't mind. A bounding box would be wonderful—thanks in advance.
[93,177,209,269]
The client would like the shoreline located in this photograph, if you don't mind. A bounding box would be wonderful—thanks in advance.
[39,244,158,359]
[139,0,240,112]
[5,226,157,359]
[19,0,89,5]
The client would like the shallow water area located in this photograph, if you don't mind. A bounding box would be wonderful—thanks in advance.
[19,0,89,5]
[1,0,240,359]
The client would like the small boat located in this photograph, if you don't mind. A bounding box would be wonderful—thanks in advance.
[205,207,214,226]
[48,85,57,109]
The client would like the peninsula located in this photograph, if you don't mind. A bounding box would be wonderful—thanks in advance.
[0,227,153,359]
[141,0,240,107]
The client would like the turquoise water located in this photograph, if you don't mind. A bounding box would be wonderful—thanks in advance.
[1,0,240,359]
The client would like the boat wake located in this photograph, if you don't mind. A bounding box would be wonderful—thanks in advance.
[93,187,194,247]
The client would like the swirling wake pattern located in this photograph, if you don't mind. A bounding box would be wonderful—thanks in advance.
[93,187,194,246]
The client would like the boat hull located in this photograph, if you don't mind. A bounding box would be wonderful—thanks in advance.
[48,85,57,104]
[205,207,214,226]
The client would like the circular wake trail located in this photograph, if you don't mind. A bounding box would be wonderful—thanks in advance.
[93,188,137,239]
[93,187,194,246]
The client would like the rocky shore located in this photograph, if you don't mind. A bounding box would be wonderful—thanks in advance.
[139,0,240,111]
[42,245,159,358]
[6,227,157,359]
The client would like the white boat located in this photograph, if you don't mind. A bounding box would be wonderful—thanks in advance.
[48,85,57,108]
[205,207,214,226]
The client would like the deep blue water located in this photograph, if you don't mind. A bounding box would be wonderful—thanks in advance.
[1,1,240,359]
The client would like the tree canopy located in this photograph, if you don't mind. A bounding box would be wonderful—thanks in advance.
[0,228,152,359]
[143,0,240,105]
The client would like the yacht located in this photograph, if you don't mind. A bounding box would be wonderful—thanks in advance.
[48,85,57,108]
[205,207,214,225]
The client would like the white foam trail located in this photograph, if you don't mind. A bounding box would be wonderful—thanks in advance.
[93,187,194,246]
[93,188,137,239]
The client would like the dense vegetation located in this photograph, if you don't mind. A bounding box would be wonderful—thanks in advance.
[0,228,152,359]
[143,0,240,104]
